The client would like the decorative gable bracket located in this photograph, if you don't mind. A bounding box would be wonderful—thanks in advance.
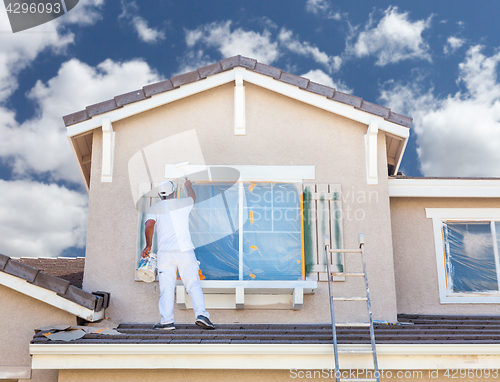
[234,73,246,135]
[101,118,115,182]
[365,121,379,185]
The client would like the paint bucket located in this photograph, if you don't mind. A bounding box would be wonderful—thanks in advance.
[137,253,157,282]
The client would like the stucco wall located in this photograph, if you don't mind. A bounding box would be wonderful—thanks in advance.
[58,368,483,382]
[83,81,398,323]
[391,197,500,315]
[0,285,75,382]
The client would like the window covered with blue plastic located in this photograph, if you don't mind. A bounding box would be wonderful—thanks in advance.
[190,183,240,280]
[443,221,500,293]
[190,182,304,281]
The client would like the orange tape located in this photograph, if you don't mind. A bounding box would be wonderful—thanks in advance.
[198,268,205,280]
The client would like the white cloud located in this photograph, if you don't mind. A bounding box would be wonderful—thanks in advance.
[186,21,280,64]
[279,28,342,72]
[120,1,165,44]
[59,0,104,26]
[0,0,104,101]
[305,0,341,20]
[0,179,88,258]
[0,58,162,183]
[301,69,352,93]
[347,6,432,66]
[379,45,500,177]
[306,0,330,14]
[0,4,73,100]
[132,16,165,44]
[184,21,342,74]
[119,1,165,44]
[444,36,465,54]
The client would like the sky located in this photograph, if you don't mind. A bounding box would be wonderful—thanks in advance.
[1,0,500,258]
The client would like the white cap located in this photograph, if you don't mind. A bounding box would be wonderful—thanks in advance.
[158,181,177,197]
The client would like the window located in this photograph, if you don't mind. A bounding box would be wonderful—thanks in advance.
[190,182,304,281]
[426,209,500,303]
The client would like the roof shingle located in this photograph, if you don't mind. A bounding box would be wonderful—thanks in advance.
[32,315,500,345]
[1,256,103,311]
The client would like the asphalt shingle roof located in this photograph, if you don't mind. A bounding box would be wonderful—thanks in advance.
[0,254,103,311]
[15,257,84,288]
[31,314,500,345]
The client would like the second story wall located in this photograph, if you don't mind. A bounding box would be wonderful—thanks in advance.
[83,81,398,323]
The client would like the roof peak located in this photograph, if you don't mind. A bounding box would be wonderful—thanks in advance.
[63,55,412,128]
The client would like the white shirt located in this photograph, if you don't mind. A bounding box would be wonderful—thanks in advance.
[146,197,195,252]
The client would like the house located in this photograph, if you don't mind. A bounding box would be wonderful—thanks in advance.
[1,55,500,382]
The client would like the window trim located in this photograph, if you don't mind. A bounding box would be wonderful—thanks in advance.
[426,208,500,303]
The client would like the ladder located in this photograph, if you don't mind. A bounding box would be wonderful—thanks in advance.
[324,234,380,382]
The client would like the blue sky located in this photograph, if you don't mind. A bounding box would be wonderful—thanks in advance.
[1,0,500,258]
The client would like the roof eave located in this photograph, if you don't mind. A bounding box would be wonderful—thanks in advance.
[30,343,500,370]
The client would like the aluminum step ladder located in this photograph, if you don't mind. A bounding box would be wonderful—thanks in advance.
[324,234,380,382]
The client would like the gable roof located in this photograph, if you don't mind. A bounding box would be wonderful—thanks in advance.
[63,55,412,129]
[64,55,412,190]
[0,254,105,321]
[16,257,84,288]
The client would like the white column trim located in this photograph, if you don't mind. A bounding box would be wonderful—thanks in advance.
[365,121,379,185]
[293,286,303,310]
[101,118,115,183]
[235,286,244,310]
[234,73,246,135]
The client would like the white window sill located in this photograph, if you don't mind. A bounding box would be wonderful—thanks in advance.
[440,293,500,304]
[175,280,317,310]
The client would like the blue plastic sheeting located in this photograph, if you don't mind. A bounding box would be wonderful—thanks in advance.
[190,183,241,280]
[242,183,302,280]
[191,182,303,281]
[443,222,499,293]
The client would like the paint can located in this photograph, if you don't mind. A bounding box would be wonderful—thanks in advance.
[137,253,157,282]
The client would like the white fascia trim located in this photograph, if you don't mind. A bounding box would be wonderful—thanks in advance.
[66,70,237,137]
[0,272,104,322]
[425,208,500,220]
[165,164,316,182]
[30,343,500,370]
[389,178,500,198]
[66,68,409,141]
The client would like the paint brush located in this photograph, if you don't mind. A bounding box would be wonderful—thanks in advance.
[175,161,190,180]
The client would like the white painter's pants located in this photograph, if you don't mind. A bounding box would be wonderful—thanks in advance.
[157,250,209,324]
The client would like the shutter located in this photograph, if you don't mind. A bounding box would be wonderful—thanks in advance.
[303,183,344,281]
